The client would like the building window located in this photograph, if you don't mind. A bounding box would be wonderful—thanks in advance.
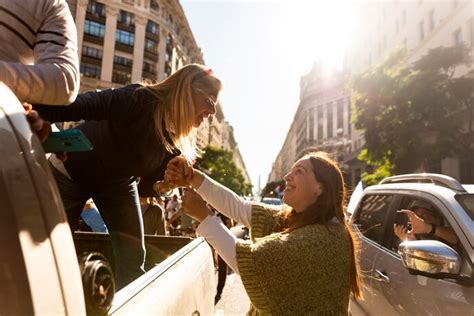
[318,107,323,139]
[327,103,333,138]
[453,28,463,45]
[419,20,425,41]
[118,10,135,27]
[86,1,105,18]
[84,20,105,38]
[164,64,172,77]
[337,99,344,134]
[116,29,134,46]
[347,97,351,136]
[82,46,103,59]
[145,39,158,54]
[166,34,173,45]
[150,0,159,11]
[80,63,101,79]
[143,61,157,75]
[308,108,314,141]
[113,55,133,67]
[429,10,435,32]
[112,69,131,84]
[147,20,159,35]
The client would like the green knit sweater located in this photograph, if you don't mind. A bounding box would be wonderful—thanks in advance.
[236,204,352,315]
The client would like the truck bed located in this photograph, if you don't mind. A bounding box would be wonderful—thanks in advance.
[74,232,192,272]
[73,232,216,315]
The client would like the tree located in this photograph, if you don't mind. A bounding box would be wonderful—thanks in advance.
[351,45,474,182]
[195,145,252,196]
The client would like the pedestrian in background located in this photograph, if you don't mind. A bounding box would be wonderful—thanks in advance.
[34,64,222,288]
[140,197,166,236]
[80,199,108,233]
[165,152,362,314]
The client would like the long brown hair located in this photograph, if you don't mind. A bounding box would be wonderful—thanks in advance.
[141,64,222,162]
[279,152,362,299]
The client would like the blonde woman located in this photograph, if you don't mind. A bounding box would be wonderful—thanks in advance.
[34,64,222,288]
[165,152,362,314]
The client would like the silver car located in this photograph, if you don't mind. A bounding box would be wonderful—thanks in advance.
[348,174,474,315]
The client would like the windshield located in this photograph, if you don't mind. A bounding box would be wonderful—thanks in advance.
[346,181,364,216]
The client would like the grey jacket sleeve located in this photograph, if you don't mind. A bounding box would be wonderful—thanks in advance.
[0,0,79,105]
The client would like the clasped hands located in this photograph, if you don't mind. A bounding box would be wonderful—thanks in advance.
[157,157,213,223]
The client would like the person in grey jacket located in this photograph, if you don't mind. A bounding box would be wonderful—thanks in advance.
[0,0,79,105]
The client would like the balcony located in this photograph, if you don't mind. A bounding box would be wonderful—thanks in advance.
[144,51,159,62]
[115,42,134,54]
[81,55,102,66]
[83,34,104,45]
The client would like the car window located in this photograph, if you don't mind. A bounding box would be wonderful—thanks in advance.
[353,194,394,244]
[455,194,474,221]
[387,196,460,253]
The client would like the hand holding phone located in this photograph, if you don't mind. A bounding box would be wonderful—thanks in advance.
[42,129,93,153]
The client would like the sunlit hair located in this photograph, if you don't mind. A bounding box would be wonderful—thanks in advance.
[140,64,222,162]
[278,151,362,299]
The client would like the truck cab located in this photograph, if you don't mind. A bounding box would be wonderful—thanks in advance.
[0,83,216,315]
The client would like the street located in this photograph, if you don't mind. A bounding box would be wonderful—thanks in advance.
[214,273,250,316]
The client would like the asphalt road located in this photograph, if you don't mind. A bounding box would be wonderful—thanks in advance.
[214,273,250,315]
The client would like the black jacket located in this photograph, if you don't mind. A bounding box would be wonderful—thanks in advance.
[35,84,177,196]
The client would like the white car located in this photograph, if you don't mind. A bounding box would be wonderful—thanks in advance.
[261,197,283,205]
[348,173,474,315]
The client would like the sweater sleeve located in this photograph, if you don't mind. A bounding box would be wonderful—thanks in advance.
[34,84,142,122]
[196,215,240,274]
[0,0,79,105]
[197,175,252,228]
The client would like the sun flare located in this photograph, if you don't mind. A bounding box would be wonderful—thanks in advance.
[281,0,355,75]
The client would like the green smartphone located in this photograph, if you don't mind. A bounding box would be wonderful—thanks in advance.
[42,129,93,153]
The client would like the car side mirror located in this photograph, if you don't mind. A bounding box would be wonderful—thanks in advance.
[398,240,461,278]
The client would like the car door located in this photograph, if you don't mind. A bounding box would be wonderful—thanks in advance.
[350,193,398,315]
[369,193,474,315]
[0,84,85,314]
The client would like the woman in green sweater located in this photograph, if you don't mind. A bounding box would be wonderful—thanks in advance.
[164,152,362,315]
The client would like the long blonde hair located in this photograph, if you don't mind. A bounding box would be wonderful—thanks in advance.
[141,64,222,162]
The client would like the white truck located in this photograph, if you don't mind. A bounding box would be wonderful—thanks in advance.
[0,84,216,315]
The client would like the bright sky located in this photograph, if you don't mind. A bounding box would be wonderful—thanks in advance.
[181,0,356,192]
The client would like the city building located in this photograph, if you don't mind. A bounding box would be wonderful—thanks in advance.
[66,0,251,186]
[267,64,364,187]
[268,0,473,186]
[67,0,203,91]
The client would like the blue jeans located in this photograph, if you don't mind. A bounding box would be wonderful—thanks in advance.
[51,164,146,289]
